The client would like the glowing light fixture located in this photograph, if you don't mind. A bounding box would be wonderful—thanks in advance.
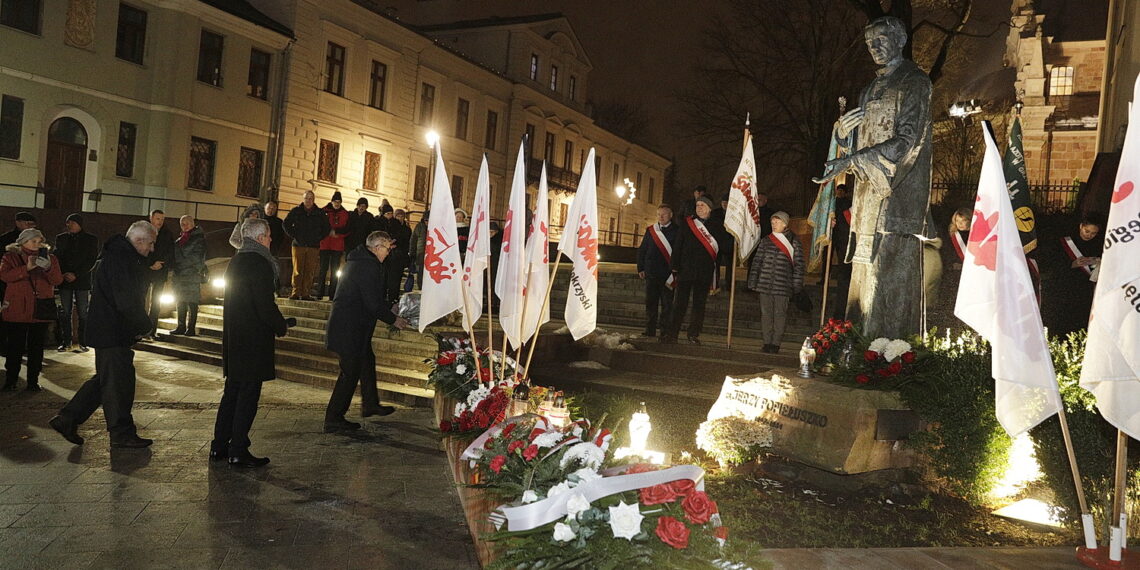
[211,277,226,289]
[159,293,175,306]
[425,130,440,148]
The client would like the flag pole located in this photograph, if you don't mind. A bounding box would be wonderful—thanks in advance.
[1056,405,1097,549]
[726,116,749,350]
[522,255,563,378]
[1110,429,1129,560]
[486,264,494,367]
[819,229,833,329]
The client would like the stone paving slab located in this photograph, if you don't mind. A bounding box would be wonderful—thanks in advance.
[0,349,476,569]
[759,546,1083,569]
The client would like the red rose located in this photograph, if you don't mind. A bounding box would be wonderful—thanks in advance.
[855,374,871,384]
[669,479,696,497]
[640,483,677,505]
[655,516,690,549]
[440,420,453,432]
[479,367,492,381]
[888,361,903,375]
[821,341,830,350]
[864,350,878,362]
[437,352,456,365]
[500,423,517,438]
[681,491,717,524]
[713,526,729,541]
[830,333,839,341]
[828,318,837,327]
[473,410,489,428]
[626,463,658,474]
[507,440,524,454]
[489,455,506,473]
[876,368,891,378]
[812,341,822,350]
[523,444,539,461]
[902,351,916,363]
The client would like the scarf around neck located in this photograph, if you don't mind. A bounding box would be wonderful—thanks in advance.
[238,237,280,286]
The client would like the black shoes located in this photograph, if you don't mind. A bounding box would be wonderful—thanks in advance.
[324,418,362,432]
[362,405,396,418]
[659,335,677,345]
[228,453,270,468]
[77,345,89,353]
[57,344,70,352]
[208,449,228,463]
[49,415,84,445]
[184,330,197,337]
[26,383,42,392]
[110,434,154,448]
[687,337,701,345]
[169,328,186,336]
[761,344,781,354]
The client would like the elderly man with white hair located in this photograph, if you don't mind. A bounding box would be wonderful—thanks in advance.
[50,221,157,448]
[212,218,292,467]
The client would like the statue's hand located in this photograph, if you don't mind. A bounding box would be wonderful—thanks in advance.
[836,107,865,139]
[812,156,853,185]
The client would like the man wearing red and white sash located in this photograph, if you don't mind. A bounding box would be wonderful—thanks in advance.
[637,205,678,338]
[747,211,805,353]
[1041,214,1103,337]
[663,197,725,345]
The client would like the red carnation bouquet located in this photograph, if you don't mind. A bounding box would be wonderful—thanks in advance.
[808,319,860,372]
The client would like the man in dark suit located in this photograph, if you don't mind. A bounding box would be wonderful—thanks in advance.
[324,231,409,432]
[663,196,725,345]
[144,209,174,338]
[212,218,291,467]
[50,221,157,448]
[54,213,99,352]
[636,205,678,338]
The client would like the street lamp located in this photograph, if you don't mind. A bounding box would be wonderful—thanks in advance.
[614,178,636,246]
[948,99,983,185]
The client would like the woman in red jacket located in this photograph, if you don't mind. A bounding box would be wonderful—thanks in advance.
[317,191,350,300]
[1,229,63,391]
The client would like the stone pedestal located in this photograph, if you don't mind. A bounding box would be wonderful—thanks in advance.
[707,371,921,474]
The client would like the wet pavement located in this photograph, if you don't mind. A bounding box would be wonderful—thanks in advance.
[0,348,476,569]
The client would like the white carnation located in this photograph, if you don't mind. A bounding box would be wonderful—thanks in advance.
[559,442,605,470]
[608,501,644,541]
[547,481,572,498]
[565,493,591,520]
[553,522,576,542]
[868,337,890,353]
[572,468,601,484]
[532,431,564,448]
[883,339,912,362]
[456,363,467,375]
[521,490,538,504]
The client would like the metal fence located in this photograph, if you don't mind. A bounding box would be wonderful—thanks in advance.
[931,181,1081,214]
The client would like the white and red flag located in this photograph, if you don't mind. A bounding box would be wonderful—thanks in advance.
[954,122,1062,437]
[418,145,464,333]
[496,141,528,349]
[724,132,762,261]
[461,155,492,333]
[1080,75,1140,440]
[521,164,551,342]
[558,148,599,340]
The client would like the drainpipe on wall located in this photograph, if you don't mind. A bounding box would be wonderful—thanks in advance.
[265,39,295,204]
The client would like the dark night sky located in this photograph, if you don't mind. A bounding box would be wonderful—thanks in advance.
[389,0,1015,195]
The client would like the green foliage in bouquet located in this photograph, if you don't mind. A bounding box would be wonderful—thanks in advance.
[809,318,861,371]
[426,336,517,402]
[1029,330,1140,531]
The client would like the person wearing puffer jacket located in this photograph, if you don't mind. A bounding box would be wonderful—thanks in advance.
[746,211,804,354]
[317,192,349,300]
[170,216,207,336]
[228,203,263,249]
[0,229,63,391]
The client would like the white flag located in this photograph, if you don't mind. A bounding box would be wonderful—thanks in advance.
[558,147,599,340]
[1080,74,1140,440]
[954,122,1062,437]
[461,155,492,334]
[521,164,551,342]
[496,141,528,349]
[417,147,463,333]
[724,133,762,261]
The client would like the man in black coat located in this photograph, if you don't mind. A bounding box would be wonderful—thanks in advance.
[324,231,409,432]
[54,213,99,351]
[212,218,291,467]
[283,190,331,300]
[145,209,175,338]
[663,196,725,345]
[50,221,157,448]
[263,199,287,257]
[637,205,678,338]
[345,197,374,253]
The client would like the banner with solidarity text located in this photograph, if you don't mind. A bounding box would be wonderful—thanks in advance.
[418,146,463,332]
[724,132,761,262]
[558,148,599,340]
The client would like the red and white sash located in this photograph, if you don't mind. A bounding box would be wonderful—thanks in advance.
[768,232,795,266]
[1061,236,1094,276]
[842,209,852,225]
[648,223,675,289]
[687,216,720,291]
[951,231,967,262]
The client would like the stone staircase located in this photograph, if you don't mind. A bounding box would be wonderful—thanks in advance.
[136,298,455,407]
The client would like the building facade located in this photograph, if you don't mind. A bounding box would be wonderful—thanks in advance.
[1006,0,1108,187]
[0,0,292,222]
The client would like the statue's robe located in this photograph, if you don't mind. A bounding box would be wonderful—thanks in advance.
[839,58,934,339]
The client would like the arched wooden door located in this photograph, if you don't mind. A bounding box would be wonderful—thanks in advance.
[43,117,88,211]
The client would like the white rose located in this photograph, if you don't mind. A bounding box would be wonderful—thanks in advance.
[521,490,538,504]
[572,468,601,484]
[456,363,467,375]
[608,501,644,541]
[553,522,576,542]
[547,481,572,498]
[565,493,591,520]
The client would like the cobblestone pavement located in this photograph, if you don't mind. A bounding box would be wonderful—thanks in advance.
[0,348,476,569]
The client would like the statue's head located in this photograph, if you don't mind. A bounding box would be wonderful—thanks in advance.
[864,16,908,66]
